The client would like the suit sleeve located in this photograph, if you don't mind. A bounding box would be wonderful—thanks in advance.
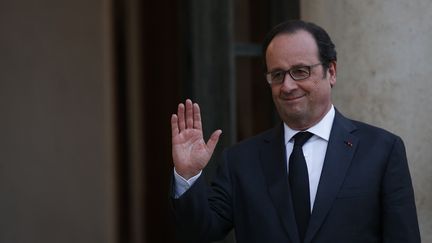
[381,136,421,242]
[171,150,234,243]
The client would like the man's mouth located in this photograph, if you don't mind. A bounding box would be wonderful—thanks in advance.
[280,94,306,101]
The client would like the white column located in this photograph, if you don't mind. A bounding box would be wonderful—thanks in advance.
[302,0,432,241]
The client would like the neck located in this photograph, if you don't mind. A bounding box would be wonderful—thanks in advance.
[284,105,332,131]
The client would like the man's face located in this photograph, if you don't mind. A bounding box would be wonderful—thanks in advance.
[265,30,336,130]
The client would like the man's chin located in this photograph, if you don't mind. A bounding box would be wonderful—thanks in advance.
[279,110,308,124]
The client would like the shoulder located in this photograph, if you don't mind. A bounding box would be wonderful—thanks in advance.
[351,119,399,139]
[227,126,279,152]
[336,111,404,148]
[221,125,281,166]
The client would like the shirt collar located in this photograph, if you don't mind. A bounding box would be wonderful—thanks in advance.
[284,105,335,145]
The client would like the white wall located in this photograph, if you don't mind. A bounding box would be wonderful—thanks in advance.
[302,0,432,241]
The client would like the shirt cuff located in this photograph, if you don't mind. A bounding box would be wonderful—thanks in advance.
[173,168,202,199]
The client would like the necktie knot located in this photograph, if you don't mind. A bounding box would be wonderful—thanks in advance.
[293,131,313,147]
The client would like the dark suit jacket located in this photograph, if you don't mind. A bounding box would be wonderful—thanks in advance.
[172,110,420,243]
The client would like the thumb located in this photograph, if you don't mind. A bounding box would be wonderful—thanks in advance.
[206,129,222,153]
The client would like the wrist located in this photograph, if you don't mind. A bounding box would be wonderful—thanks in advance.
[174,167,201,180]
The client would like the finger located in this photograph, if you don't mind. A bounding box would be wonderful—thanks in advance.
[171,114,179,137]
[177,103,185,131]
[207,129,222,153]
[193,103,202,130]
[186,99,193,129]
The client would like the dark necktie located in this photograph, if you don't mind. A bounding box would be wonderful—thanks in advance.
[289,131,313,242]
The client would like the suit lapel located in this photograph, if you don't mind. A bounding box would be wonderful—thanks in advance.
[304,111,358,243]
[260,124,301,243]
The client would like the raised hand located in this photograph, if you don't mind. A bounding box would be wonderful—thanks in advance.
[171,99,222,179]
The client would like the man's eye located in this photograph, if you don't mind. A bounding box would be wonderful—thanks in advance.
[291,67,309,77]
[271,71,284,80]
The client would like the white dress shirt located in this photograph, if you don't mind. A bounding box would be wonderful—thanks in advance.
[173,169,201,198]
[174,106,336,203]
[284,105,335,211]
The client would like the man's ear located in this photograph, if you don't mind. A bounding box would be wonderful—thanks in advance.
[328,61,337,87]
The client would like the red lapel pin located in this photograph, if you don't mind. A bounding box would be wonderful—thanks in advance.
[344,141,353,147]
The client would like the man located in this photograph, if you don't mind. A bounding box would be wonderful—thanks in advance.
[170,20,420,243]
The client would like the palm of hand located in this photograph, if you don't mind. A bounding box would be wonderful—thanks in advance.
[172,129,211,174]
[171,100,222,179]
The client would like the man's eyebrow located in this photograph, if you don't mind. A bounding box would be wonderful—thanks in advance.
[267,63,309,72]
[290,63,310,68]
[267,68,284,73]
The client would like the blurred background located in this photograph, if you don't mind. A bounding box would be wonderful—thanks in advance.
[0,0,431,242]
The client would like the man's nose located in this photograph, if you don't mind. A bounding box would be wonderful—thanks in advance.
[280,73,298,91]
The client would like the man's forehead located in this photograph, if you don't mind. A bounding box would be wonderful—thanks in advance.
[267,32,318,59]
[270,30,317,49]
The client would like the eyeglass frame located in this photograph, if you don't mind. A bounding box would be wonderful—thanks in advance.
[265,63,322,84]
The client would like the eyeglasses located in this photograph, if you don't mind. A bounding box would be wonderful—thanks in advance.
[265,63,322,84]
